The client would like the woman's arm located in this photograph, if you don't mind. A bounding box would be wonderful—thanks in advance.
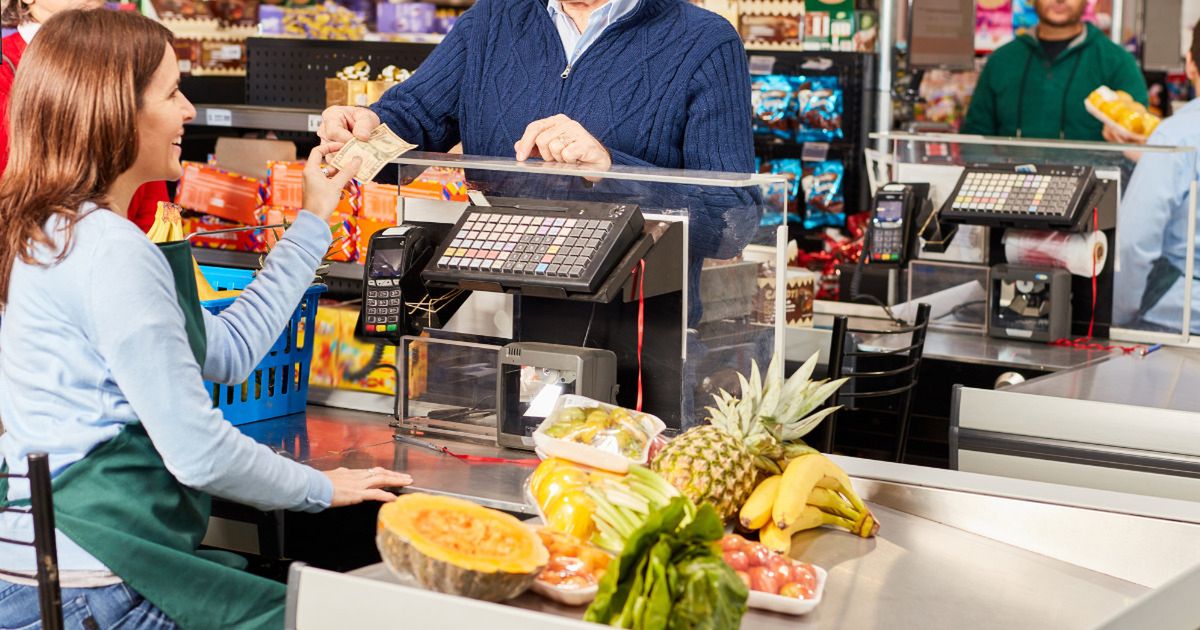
[86,222,333,512]
[200,211,332,385]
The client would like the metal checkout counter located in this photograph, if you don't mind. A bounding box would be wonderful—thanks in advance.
[199,151,1200,628]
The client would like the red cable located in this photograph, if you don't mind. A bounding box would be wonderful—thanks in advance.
[438,447,541,467]
[635,259,645,412]
[1051,207,1141,355]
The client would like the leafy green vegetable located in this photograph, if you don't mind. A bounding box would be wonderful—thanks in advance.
[584,499,749,630]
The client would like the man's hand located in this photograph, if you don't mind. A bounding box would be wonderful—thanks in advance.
[514,114,611,169]
[318,106,381,146]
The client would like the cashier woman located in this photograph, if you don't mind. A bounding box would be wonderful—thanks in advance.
[1113,22,1200,334]
[0,10,411,629]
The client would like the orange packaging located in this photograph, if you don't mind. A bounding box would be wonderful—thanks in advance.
[398,166,469,202]
[182,213,264,252]
[175,161,261,225]
[356,217,392,262]
[262,192,360,262]
[361,182,399,223]
[306,302,343,390]
[266,160,306,210]
[334,306,398,394]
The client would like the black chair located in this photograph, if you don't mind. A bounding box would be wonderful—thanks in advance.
[823,303,932,464]
[0,453,63,630]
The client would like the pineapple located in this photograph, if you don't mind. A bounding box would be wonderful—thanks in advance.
[650,351,847,520]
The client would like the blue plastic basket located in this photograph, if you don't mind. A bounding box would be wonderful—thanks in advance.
[198,266,327,426]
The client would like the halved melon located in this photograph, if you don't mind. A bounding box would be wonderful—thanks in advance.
[377,493,549,601]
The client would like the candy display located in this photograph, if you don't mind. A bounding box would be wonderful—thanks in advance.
[752,75,843,143]
[795,76,843,142]
[263,2,366,39]
[377,1,435,34]
[763,158,803,221]
[751,75,797,140]
[800,160,845,229]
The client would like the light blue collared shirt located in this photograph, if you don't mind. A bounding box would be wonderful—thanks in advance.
[1115,98,1200,333]
[547,0,640,71]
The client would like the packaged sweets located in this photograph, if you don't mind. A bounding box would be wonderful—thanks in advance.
[764,159,804,222]
[752,75,798,140]
[794,76,844,142]
[801,160,846,229]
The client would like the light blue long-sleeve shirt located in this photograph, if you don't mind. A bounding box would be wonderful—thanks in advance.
[546,0,640,70]
[0,206,335,574]
[1115,98,1200,333]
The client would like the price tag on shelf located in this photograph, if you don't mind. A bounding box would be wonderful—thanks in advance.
[748,55,776,75]
[307,115,322,133]
[205,108,232,127]
[801,142,830,163]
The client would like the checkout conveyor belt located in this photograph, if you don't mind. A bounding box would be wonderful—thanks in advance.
[231,405,1200,630]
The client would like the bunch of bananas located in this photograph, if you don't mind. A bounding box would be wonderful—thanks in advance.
[147,203,241,302]
[738,452,879,554]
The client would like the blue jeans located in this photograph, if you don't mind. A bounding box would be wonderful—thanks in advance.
[0,581,178,630]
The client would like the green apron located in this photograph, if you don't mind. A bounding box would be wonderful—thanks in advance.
[1,241,286,629]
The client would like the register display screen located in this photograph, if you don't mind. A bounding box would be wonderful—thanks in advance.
[369,247,408,279]
[875,200,904,223]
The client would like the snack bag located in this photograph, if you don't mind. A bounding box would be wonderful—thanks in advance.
[794,76,844,142]
[801,160,846,229]
[764,158,805,222]
[752,75,798,140]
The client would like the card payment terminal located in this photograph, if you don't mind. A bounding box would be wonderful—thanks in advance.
[361,226,433,339]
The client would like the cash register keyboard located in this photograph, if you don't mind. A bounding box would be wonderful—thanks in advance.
[423,202,644,294]
[942,164,1095,228]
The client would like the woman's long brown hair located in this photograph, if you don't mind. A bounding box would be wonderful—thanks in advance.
[0,10,172,306]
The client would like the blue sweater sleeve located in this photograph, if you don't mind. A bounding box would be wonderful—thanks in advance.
[84,223,333,512]
[201,211,331,385]
[369,4,477,151]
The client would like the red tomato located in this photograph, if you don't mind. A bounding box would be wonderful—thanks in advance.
[736,570,752,589]
[720,534,745,553]
[768,555,794,582]
[746,543,772,567]
[724,550,750,571]
[779,582,814,599]
[748,566,781,594]
[791,562,818,593]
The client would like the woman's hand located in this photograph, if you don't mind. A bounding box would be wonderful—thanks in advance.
[302,145,361,221]
[317,105,382,145]
[514,114,611,169]
[323,466,414,507]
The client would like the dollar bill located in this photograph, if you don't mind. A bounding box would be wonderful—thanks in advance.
[329,123,416,182]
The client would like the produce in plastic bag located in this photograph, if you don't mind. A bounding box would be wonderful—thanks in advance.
[534,396,665,472]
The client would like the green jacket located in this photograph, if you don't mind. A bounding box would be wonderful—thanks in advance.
[962,24,1148,141]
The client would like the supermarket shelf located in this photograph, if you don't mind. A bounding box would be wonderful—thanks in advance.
[187,104,323,133]
[193,247,363,282]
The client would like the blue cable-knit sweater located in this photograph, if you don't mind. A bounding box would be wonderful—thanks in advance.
[370,0,754,174]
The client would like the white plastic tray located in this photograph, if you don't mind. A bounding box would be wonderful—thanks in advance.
[745,565,828,616]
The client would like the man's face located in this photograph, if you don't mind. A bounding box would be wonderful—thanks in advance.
[1034,0,1087,28]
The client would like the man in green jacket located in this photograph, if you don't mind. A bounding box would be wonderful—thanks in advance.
[962,0,1148,141]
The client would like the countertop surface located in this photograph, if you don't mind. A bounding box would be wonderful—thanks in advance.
[240,405,536,514]
[349,500,1145,630]
[1009,346,1200,412]
[246,405,1200,628]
